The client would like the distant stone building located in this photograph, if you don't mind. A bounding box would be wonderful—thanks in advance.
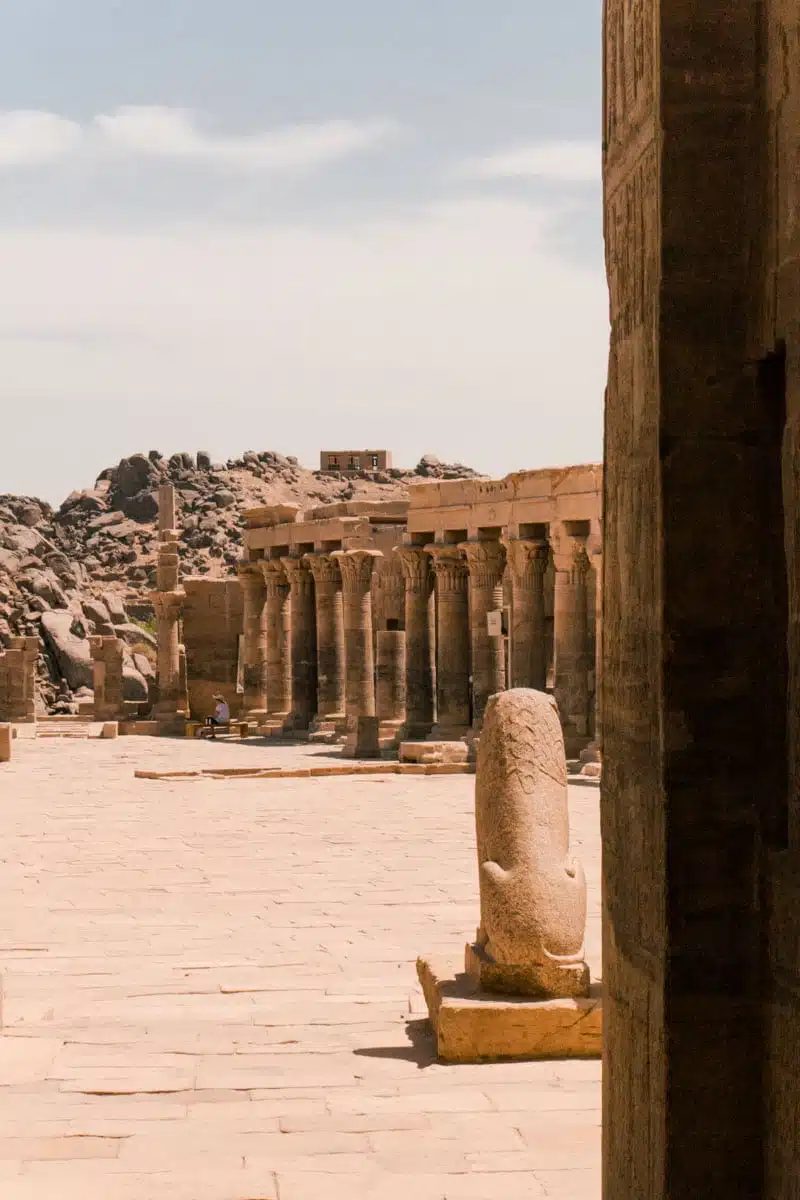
[319,450,392,474]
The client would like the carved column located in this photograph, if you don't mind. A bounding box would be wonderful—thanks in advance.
[504,536,549,690]
[90,636,124,721]
[305,553,346,728]
[376,630,407,728]
[460,540,507,730]
[238,562,268,721]
[152,591,184,718]
[396,546,435,739]
[427,545,471,739]
[261,560,292,724]
[280,557,318,732]
[551,523,591,757]
[333,549,382,737]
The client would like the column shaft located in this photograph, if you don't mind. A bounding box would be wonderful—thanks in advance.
[238,563,268,720]
[551,525,591,756]
[262,561,292,719]
[427,545,471,738]
[305,554,346,722]
[396,547,435,738]
[460,540,507,728]
[281,558,317,731]
[505,538,549,689]
[376,630,406,724]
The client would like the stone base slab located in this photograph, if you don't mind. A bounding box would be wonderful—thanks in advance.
[400,740,469,765]
[118,720,162,737]
[416,956,602,1063]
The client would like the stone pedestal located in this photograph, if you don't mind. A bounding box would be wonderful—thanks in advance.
[396,546,435,740]
[281,557,318,733]
[305,553,346,737]
[0,723,11,762]
[261,560,292,730]
[551,524,592,758]
[376,629,406,745]
[460,540,507,731]
[504,537,549,690]
[427,545,471,741]
[333,549,382,757]
[152,591,185,720]
[238,562,268,721]
[89,636,125,721]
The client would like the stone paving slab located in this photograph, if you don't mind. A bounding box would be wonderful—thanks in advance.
[0,735,601,1197]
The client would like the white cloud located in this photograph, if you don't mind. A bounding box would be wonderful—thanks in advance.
[0,110,82,168]
[0,107,393,174]
[92,107,394,172]
[0,198,608,503]
[464,140,600,184]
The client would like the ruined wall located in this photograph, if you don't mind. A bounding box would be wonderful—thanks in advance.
[182,578,244,719]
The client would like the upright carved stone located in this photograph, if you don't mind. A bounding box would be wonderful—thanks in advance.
[261,560,292,725]
[396,546,435,739]
[550,524,592,757]
[504,536,549,690]
[280,557,318,732]
[460,540,507,729]
[152,591,184,718]
[89,636,125,721]
[305,553,346,728]
[158,482,177,532]
[238,562,268,721]
[427,545,471,739]
[5,636,38,723]
[376,629,407,728]
[467,689,590,998]
[333,549,382,754]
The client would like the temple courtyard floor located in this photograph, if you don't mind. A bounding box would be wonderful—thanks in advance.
[0,735,601,1199]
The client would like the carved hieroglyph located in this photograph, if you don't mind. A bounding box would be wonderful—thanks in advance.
[467,688,590,998]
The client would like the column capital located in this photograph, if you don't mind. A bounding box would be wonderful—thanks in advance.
[549,523,590,572]
[280,556,315,594]
[237,561,267,592]
[260,558,288,590]
[503,536,550,586]
[458,539,506,587]
[332,548,382,594]
[395,545,432,591]
[303,552,342,587]
[425,544,468,593]
[151,591,184,620]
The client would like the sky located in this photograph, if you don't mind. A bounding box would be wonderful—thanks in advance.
[0,0,608,505]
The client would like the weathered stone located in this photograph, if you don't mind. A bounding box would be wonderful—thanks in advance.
[0,723,11,762]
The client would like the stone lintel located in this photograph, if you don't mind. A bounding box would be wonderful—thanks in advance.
[416,956,602,1064]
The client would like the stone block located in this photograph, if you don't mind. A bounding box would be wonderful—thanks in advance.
[344,716,381,760]
[416,956,602,1064]
[0,724,11,762]
[399,740,469,765]
[100,722,119,740]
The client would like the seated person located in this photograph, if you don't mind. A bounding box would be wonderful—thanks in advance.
[204,694,230,738]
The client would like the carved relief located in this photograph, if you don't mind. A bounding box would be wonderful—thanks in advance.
[605,142,657,342]
[605,0,654,150]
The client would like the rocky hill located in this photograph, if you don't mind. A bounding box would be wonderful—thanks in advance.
[0,449,482,713]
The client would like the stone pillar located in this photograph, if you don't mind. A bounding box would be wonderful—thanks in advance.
[376,630,406,728]
[89,636,124,721]
[158,483,176,532]
[261,560,292,726]
[8,636,38,722]
[504,536,549,690]
[305,553,346,730]
[152,592,184,718]
[396,546,435,739]
[459,540,507,730]
[333,549,382,751]
[281,556,317,732]
[551,524,591,758]
[238,562,268,721]
[427,545,471,739]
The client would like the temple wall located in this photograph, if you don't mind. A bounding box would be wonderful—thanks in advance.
[182,578,244,719]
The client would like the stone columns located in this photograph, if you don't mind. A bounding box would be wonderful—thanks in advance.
[333,549,382,748]
[427,545,471,739]
[238,562,268,721]
[89,636,124,721]
[281,556,318,732]
[551,524,592,758]
[376,630,407,728]
[305,553,346,728]
[396,546,435,739]
[261,560,292,724]
[152,591,184,718]
[460,540,507,730]
[504,536,549,690]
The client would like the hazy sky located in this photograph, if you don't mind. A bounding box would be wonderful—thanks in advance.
[0,0,607,505]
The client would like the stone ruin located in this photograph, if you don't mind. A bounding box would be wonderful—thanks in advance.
[417,688,601,1061]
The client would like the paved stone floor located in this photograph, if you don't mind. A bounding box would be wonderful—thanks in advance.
[0,735,601,1199]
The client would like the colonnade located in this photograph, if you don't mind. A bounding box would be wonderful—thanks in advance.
[238,520,601,754]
